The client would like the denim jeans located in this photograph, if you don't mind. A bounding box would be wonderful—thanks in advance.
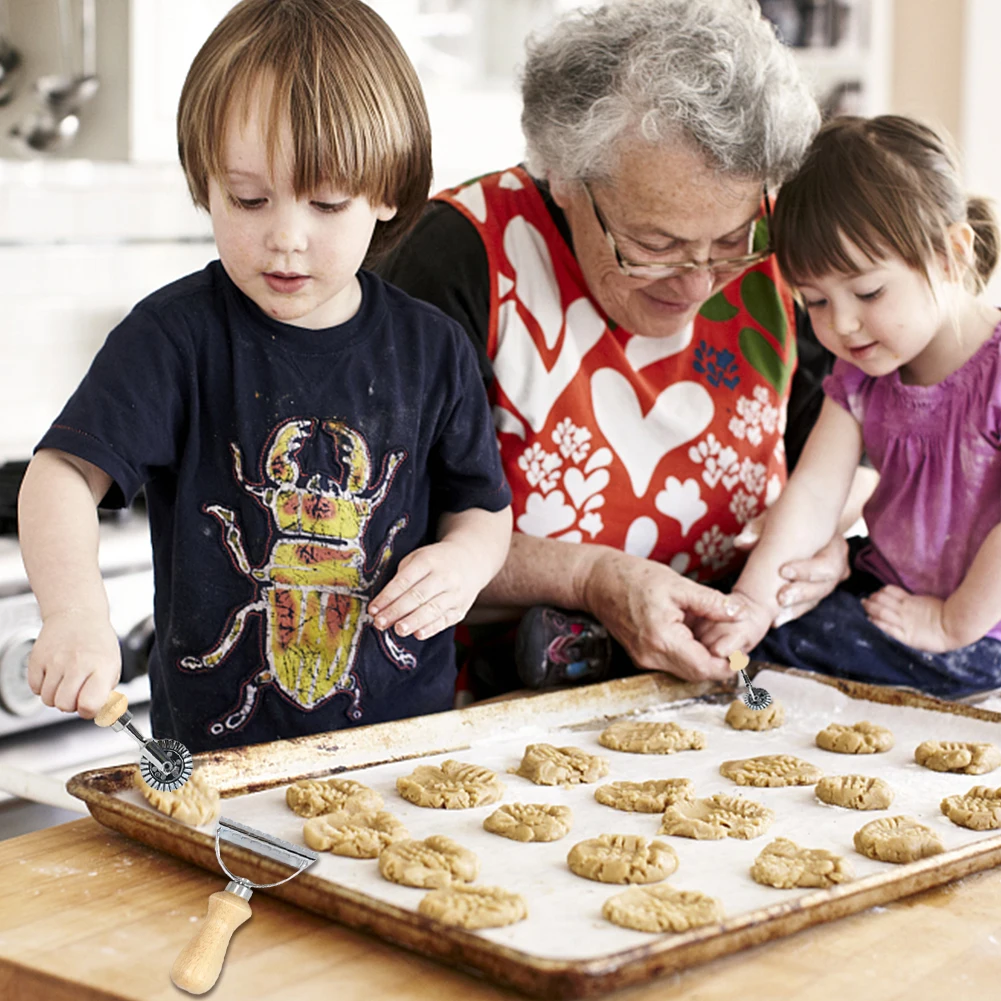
[753,588,1001,700]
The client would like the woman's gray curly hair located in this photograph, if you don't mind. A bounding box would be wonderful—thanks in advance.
[521,0,819,185]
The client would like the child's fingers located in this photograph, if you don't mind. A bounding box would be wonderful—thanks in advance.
[371,573,449,630]
[77,673,114,719]
[53,671,87,714]
[391,594,464,639]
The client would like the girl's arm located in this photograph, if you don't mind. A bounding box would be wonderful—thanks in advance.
[700,398,865,654]
[863,521,1001,652]
[18,448,121,717]
[368,505,513,641]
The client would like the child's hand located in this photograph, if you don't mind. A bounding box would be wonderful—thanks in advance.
[368,540,487,642]
[861,587,958,652]
[694,591,774,658]
[27,610,122,718]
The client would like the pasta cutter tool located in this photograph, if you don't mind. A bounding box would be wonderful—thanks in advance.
[94,690,193,792]
[728,651,773,710]
[171,817,319,994]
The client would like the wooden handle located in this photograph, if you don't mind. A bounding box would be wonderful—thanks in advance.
[728,651,750,674]
[93,691,128,727]
[170,889,253,995]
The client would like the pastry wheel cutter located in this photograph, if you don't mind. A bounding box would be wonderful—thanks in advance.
[94,690,193,792]
[728,651,773,710]
[171,816,319,994]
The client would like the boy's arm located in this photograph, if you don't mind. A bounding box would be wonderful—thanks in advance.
[369,505,513,641]
[701,398,865,654]
[18,448,121,717]
[863,522,1001,651]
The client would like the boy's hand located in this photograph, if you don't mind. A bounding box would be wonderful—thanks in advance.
[861,587,958,653]
[27,610,122,718]
[369,540,487,642]
[695,591,774,659]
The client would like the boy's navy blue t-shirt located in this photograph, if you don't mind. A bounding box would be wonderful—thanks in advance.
[38,263,511,753]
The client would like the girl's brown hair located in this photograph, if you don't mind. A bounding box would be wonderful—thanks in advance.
[773,115,999,293]
[177,0,432,261]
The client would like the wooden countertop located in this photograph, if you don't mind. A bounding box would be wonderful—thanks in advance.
[3,818,1001,1000]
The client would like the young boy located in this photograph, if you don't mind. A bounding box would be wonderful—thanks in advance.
[18,0,512,752]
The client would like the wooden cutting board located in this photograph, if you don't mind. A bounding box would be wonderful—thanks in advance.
[2,817,1000,1001]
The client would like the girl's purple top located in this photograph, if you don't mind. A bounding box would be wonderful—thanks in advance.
[823,321,1001,641]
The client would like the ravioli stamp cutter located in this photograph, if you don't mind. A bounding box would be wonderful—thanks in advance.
[171,816,319,994]
[94,690,193,792]
[728,651,773,710]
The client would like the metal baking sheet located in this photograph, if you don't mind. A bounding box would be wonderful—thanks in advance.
[67,667,1001,999]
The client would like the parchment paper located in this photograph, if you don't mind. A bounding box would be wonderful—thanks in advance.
[113,669,1001,961]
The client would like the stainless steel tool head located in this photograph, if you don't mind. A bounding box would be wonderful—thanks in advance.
[215,816,319,891]
[139,738,194,793]
[738,669,773,711]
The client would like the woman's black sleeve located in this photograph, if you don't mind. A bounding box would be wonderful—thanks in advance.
[784,305,834,470]
[377,202,494,387]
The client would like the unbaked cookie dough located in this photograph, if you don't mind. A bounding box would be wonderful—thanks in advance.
[598,720,706,754]
[816,721,894,754]
[915,741,1001,775]
[136,770,220,827]
[378,835,478,888]
[719,754,823,787]
[302,808,408,857]
[659,793,774,840]
[418,883,528,929]
[941,785,1001,830]
[853,816,945,863]
[513,743,609,786]
[567,834,679,884]
[285,777,383,818]
[602,884,724,933]
[594,778,695,813]
[483,803,573,842]
[816,775,894,811]
[725,699,785,731]
[396,759,505,808]
[750,837,854,888]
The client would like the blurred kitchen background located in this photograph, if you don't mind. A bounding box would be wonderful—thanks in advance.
[0,0,998,839]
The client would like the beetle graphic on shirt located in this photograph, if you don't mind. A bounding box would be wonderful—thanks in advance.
[179,417,413,735]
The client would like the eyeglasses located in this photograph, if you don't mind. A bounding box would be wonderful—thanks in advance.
[582,181,773,281]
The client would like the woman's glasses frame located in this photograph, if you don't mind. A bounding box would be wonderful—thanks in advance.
[582,180,773,281]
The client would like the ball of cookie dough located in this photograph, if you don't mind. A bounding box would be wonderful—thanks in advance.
[750,837,854,888]
[853,816,944,864]
[378,835,478,888]
[659,793,774,841]
[914,741,1001,775]
[941,785,1001,830]
[513,743,609,786]
[303,808,408,858]
[816,775,894,811]
[285,777,383,818]
[602,884,723,933]
[720,754,823,787]
[598,720,705,754]
[567,834,679,884]
[594,778,695,813]
[136,770,220,827]
[418,884,527,929]
[483,803,573,842]
[816,721,894,754]
[725,699,784,731]
[396,759,505,808]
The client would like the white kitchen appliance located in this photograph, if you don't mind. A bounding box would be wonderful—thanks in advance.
[0,464,155,737]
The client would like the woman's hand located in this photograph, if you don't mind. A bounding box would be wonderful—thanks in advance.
[28,609,122,718]
[581,550,744,683]
[734,512,850,626]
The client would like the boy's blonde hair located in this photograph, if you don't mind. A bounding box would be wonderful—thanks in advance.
[773,115,999,294]
[177,0,432,260]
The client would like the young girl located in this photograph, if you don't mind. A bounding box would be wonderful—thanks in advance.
[699,115,1001,698]
[18,0,512,752]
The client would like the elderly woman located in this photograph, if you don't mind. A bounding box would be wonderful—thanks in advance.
[381,0,868,692]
